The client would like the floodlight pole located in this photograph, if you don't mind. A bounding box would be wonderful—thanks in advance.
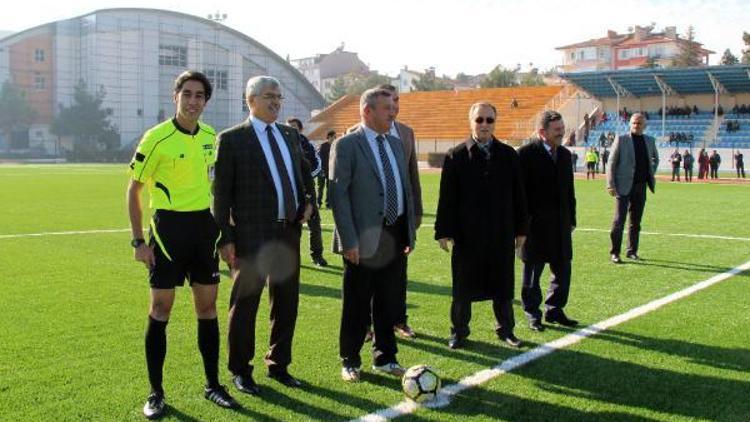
[707,71,726,148]
[654,75,674,141]
[607,77,631,134]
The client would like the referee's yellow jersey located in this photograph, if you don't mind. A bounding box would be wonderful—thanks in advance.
[129,118,216,211]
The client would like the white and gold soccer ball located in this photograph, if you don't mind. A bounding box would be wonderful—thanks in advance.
[401,365,441,402]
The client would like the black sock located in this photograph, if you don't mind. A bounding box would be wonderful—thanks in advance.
[145,316,168,395]
[198,318,220,389]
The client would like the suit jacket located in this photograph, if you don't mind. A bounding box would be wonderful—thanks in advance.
[213,119,314,255]
[518,140,576,263]
[329,126,416,259]
[606,133,659,196]
[347,121,423,217]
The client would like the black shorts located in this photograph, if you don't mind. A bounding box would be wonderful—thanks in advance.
[148,209,220,289]
[587,162,596,170]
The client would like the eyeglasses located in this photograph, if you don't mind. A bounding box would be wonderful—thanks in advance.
[474,117,495,124]
[259,93,284,101]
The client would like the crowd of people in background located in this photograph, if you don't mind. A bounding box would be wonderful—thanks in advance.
[668,132,694,143]
[725,120,742,133]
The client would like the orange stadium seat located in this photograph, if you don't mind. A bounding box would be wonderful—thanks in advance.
[306,86,563,144]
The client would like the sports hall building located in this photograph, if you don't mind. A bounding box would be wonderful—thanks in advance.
[0,8,325,154]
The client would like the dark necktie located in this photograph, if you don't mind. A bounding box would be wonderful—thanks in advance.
[550,146,557,163]
[375,135,398,225]
[266,125,296,221]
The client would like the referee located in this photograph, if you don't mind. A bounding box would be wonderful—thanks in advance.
[127,71,238,419]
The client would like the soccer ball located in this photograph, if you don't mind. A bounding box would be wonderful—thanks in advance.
[401,365,441,402]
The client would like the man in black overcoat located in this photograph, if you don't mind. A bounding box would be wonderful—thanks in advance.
[518,111,578,332]
[435,102,528,350]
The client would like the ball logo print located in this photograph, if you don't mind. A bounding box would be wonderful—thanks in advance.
[401,365,441,402]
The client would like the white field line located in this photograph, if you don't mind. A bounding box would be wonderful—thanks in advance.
[0,228,130,239]
[353,259,750,422]
[3,225,750,242]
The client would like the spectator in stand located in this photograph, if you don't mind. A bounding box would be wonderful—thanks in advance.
[510,98,519,110]
[709,150,721,179]
[568,130,576,146]
[571,149,579,173]
[583,113,590,143]
[599,133,607,147]
[735,151,745,178]
[594,148,601,174]
[698,148,709,179]
[601,148,610,174]
[670,149,682,181]
[683,150,694,182]
[692,105,699,115]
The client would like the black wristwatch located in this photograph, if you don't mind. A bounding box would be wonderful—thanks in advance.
[131,238,146,248]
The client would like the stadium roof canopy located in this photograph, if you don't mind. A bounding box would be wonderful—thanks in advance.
[560,65,750,98]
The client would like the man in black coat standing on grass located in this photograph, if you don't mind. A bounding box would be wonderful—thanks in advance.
[518,111,578,332]
[435,102,528,350]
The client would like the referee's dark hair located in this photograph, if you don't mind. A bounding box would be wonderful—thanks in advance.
[538,110,563,130]
[174,70,213,101]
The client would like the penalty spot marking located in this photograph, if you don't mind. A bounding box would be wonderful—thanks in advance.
[353,259,750,421]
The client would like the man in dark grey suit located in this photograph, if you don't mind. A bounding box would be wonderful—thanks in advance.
[330,88,416,383]
[606,113,659,263]
[213,76,314,394]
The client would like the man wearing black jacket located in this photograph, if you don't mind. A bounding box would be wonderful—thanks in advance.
[287,118,327,267]
[518,111,578,331]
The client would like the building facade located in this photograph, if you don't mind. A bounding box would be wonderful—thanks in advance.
[557,26,713,73]
[291,46,369,99]
[0,8,324,154]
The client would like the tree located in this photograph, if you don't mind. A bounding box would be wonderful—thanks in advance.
[346,72,392,96]
[519,68,545,86]
[671,25,703,68]
[51,80,120,153]
[325,72,391,103]
[640,56,659,68]
[480,65,518,88]
[0,82,36,150]
[455,72,470,84]
[412,70,452,91]
[325,77,348,103]
[720,49,739,65]
[742,32,750,64]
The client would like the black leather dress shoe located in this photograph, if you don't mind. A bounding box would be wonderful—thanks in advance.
[499,333,523,348]
[448,334,466,350]
[233,374,260,395]
[611,254,622,264]
[528,320,545,332]
[626,253,641,260]
[268,370,302,388]
[545,312,579,327]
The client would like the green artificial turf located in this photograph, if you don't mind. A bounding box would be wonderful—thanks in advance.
[0,164,748,421]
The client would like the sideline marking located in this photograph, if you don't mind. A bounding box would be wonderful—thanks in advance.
[3,226,750,242]
[353,259,750,421]
[0,228,130,239]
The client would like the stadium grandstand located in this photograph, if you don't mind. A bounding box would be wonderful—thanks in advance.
[0,8,324,155]
[560,65,750,151]
[305,85,568,155]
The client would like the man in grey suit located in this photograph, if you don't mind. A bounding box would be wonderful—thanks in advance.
[606,113,659,263]
[351,84,422,339]
[330,88,416,383]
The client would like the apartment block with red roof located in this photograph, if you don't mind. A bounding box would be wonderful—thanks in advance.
[556,26,713,73]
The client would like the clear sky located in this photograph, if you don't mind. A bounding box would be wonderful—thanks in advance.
[1,0,747,77]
